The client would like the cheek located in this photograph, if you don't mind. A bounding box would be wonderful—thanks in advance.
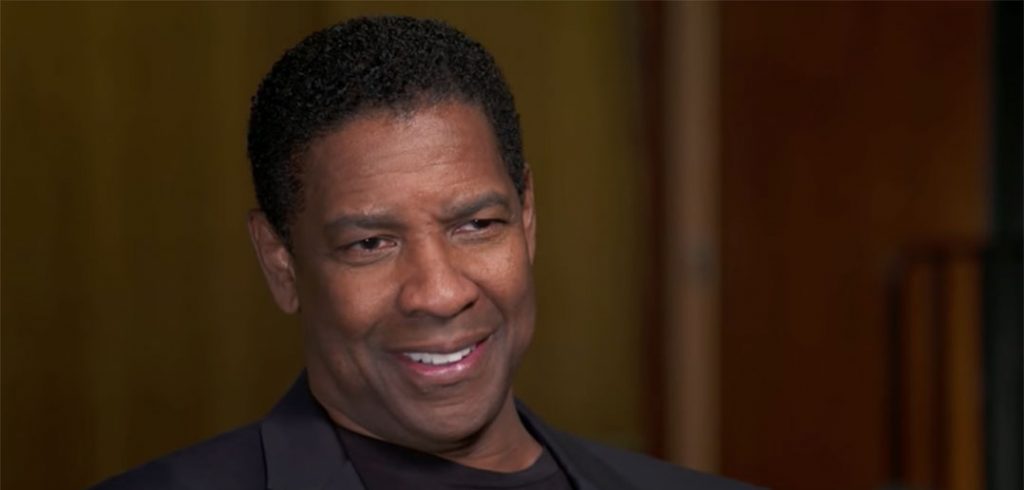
[512,275,536,343]
[470,241,535,342]
[299,262,396,344]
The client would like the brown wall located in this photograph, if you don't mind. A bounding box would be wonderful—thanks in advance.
[716,3,990,489]
[1,4,649,488]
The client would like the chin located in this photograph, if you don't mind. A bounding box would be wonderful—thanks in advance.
[404,388,510,446]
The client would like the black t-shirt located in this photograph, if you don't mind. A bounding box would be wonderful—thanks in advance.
[336,426,574,490]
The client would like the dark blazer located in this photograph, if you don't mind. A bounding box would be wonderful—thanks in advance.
[92,373,758,490]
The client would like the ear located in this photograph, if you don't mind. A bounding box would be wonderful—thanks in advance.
[246,210,299,314]
[521,167,537,264]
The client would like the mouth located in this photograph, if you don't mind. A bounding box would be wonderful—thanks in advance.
[402,343,477,366]
[394,335,491,383]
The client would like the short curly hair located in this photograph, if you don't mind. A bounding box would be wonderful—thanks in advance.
[247,16,525,245]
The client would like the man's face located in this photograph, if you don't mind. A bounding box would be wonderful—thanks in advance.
[249,102,536,450]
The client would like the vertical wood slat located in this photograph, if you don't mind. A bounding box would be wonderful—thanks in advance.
[637,0,668,459]
[931,258,948,490]
[895,250,986,490]
[663,2,721,472]
[947,260,984,490]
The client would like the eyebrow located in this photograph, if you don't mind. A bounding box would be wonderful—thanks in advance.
[442,191,514,223]
[324,191,514,235]
[325,212,404,234]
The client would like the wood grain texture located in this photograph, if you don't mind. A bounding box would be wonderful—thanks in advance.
[717,3,989,489]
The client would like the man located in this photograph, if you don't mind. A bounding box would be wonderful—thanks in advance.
[94,16,755,490]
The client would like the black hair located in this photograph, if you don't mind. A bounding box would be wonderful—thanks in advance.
[247,16,525,245]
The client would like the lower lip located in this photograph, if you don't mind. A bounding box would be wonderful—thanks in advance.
[397,336,490,383]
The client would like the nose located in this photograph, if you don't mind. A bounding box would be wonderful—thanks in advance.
[397,239,478,319]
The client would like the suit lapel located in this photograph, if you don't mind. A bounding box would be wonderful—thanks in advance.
[260,372,365,490]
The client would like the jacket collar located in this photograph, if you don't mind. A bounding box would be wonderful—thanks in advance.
[261,372,633,490]
[260,372,363,490]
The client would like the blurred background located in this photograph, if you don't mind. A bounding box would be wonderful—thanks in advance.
[2,2,1020,489]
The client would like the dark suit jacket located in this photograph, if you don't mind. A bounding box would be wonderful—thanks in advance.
[92,373,758,490]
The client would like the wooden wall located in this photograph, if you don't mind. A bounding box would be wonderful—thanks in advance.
[715,3,990,489]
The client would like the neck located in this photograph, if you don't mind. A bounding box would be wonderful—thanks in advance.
[433,393,543,472]
[313,381,542,473]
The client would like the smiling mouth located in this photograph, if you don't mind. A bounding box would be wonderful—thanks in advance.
[402,344,477,366]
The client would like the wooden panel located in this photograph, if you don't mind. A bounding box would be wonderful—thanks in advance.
[896,254,985,490]
[662,2,722,472]
[0,5,323,488]
[717,3,989,489]
[946,260,984,490]
[902,263,940,488]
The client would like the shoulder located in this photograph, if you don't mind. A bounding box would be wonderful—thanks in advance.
[555,431,762,490]
[89,423,265,490]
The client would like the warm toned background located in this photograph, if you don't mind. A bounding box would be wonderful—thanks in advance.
[2,3,1018,490]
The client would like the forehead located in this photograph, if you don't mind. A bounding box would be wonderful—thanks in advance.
[300,102,512,217]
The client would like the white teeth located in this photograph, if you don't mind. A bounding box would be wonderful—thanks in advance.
[404,345,475,366]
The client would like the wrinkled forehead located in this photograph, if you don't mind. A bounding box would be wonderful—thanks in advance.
[300,97,501,174]
[309,101,501,171]
[298,101,513,216]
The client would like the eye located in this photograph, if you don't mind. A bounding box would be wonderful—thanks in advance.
[455,218,506,237]
[354,237,386,250]
[341,236,397,257]
[466,219,496,230]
